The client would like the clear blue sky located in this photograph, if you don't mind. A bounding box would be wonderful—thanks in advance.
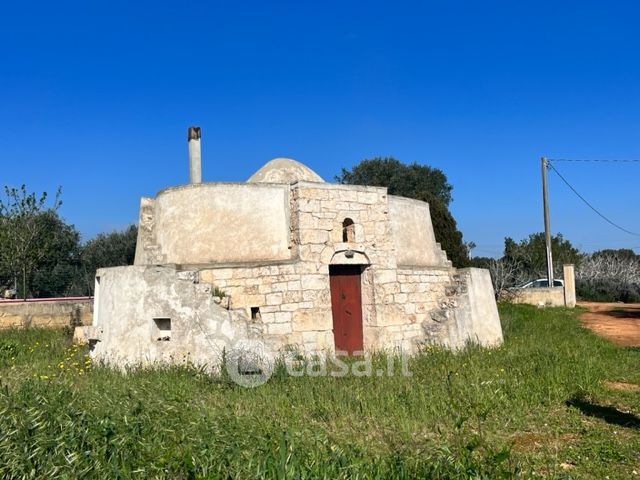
[2,1,639,257]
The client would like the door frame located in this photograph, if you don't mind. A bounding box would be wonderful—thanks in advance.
[329,264,364,355]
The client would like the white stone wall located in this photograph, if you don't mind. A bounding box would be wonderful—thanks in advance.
[200,263,333,353]
[89,265,256,368]
[388,196,450,267]
[95,177,504,369]
[198,182,463,354]
[136,183,292,266]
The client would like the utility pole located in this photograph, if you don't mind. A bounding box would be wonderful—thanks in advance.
[541,157,554,287]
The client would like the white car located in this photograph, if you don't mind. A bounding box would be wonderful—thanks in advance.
[519,278,564,288]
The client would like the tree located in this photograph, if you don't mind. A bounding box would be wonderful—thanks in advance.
[592,248,637,262]
[336,157,470,266]
[337,157,453,206]
[29,211,82,297]
[470,255,527,298]
[0,185,65,299]
[503,232,583,281]
[470,233,583,296]
[79,225,138,294]
[0,185,139,298]
[576,249,640,302]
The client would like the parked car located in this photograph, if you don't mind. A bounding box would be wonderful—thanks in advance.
[2,288,16,299]
[518,278,564,289]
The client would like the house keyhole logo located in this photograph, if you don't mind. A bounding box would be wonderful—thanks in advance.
[225,339,274,388]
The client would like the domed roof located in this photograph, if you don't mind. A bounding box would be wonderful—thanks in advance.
[247,158,325,184]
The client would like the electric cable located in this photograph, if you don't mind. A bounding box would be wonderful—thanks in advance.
[546,162,640,237]
[549,158,640,163]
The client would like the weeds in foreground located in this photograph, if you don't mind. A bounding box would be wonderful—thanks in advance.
[0,305,638,478]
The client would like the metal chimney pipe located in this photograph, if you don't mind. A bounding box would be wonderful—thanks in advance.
[188,126,202,184]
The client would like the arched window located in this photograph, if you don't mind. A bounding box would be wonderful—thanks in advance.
[342,218,355,242]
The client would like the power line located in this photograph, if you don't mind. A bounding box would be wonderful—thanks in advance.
[547,162,640,237]
[548,158,640,163]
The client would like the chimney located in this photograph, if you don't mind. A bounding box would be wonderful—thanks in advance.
[188,126,202,184]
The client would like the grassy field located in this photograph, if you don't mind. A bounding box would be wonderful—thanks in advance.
[0,304,639,479]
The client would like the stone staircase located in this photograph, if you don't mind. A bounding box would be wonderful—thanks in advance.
[135,198,166,265]
[434,242,453,268]
[192,272,265,340]
[422,269,471,347]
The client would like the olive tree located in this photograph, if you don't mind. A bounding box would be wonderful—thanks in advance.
[78,225,138,294]
[0,185,63,298]
[336,157,470,266]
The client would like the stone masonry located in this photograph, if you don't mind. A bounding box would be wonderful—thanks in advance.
[80,151,503,369]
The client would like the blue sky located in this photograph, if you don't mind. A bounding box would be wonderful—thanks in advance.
[1,1,639,257]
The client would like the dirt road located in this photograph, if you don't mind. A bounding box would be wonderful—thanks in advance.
[578,301,640,347]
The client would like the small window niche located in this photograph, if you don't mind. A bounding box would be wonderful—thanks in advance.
[342,218,356,243]
[250,307,261,321]
[153,317,171,341]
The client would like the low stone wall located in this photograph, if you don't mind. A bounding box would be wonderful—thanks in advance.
[508,287,565,307]
[0,298,93,329]
[502,265,576,308]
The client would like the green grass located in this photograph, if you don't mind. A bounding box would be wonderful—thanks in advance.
[0,304,639,479]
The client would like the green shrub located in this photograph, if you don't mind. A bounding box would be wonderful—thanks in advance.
[577,279,640,303]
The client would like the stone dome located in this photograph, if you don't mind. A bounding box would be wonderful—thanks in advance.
[247,157,325,184]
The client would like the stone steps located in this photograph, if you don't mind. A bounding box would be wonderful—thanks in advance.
[424,270,470,342]
[434,242,453,267]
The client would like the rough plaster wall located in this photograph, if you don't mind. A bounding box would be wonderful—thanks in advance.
[563,264,576,308]
[90,265,255,368]
[134,197,161,265]
[153,183,292,265]
[0,300,92,329]
[442,268,503,349]
[388,196,449,267]
[462,268,503,346]
[509,287,566,307]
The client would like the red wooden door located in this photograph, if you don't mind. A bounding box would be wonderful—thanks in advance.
[329,265,364,354]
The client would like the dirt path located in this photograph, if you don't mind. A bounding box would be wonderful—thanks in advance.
[578,301,640,347]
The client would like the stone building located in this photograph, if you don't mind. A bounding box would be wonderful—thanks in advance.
[82,128,502,368]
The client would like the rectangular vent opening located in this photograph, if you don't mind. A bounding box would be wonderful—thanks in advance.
[250,307,260,320]
[153,317,171,341]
